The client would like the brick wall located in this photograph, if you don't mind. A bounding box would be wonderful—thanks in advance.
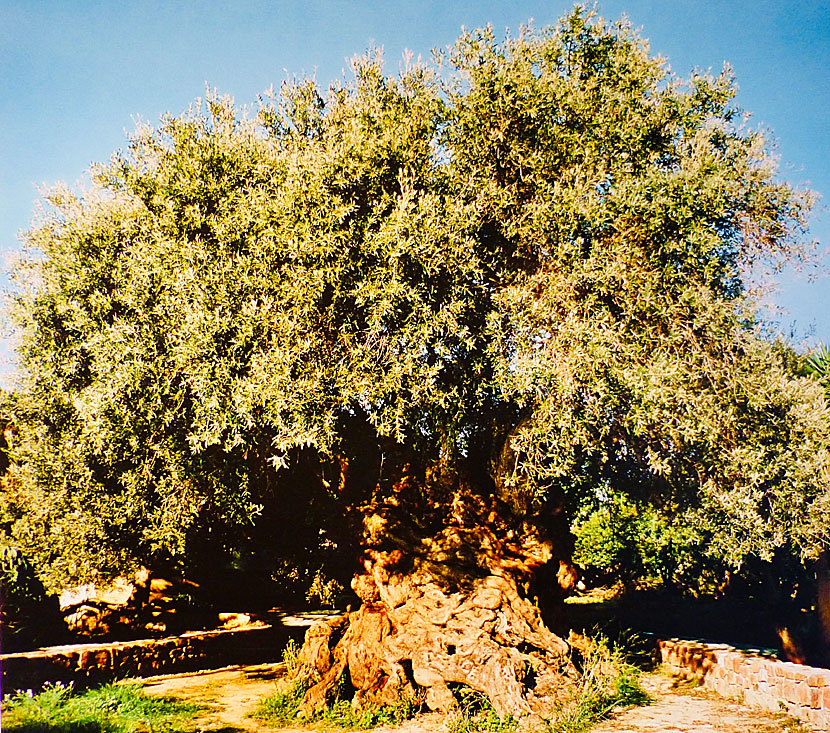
[660,638,830,731]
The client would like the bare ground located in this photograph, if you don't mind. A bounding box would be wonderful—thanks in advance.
[591,673,812,733]
[140,663,289,732]
[138,664,815,733]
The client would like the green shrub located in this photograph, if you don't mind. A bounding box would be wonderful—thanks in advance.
[572,493,702,589]
[0,544,56,645]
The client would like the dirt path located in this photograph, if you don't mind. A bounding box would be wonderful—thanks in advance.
[138,665,814,733]
[140,662,291,732]
[591,673,812,733]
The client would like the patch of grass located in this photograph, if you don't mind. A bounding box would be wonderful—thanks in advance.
[446,686,517,733]
[253,676,313,726]
[319,695,421,730]
[254,678,421,731]
[550,635,651,733]
[1,681,202,733]
[254,641,422,731]
[771,713,812,732]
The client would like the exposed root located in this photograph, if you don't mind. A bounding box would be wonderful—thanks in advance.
[293,484,578,721]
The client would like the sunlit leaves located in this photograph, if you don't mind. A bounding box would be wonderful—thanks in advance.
[3,7,828,588]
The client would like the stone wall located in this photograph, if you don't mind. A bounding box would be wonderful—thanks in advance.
[660,638,830,731]
[1,624,290,692]
[8,627,830,731]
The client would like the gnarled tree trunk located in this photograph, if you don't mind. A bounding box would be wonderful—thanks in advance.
[293,467,578,720]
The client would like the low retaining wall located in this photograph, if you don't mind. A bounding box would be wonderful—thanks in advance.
[0,611,341,694]
[660,638,830,731]
[7,626,830,731]
[1,624,291,693]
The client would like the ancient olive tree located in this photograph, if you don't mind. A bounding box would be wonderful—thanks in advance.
[3,7,829,718]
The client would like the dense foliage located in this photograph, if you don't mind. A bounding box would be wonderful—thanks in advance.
[2,7,828,595]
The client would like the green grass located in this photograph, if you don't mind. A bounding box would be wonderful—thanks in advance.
[317,696,421,730]
[446,686,518,733]
[1,681,203,733]
[549,635,651,733]
[253,637,423,731]
[255,636,649,732]
[253,677,421,731]
[253,676,313,726]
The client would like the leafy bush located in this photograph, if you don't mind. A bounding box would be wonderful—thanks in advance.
[0,545,48,623]
[573,493,703,589]
[0,544,66,650]
[305,568,344,607]
[1,681,201,733]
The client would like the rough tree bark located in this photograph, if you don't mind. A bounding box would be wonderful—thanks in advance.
[293,465,578,720]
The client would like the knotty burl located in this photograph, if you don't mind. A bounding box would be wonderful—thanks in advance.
[293,465,579,719]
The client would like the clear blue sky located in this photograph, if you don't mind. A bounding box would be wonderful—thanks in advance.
[1,1,828,357]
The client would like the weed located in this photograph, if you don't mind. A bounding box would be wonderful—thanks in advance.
[281,637,303,677]
[319,695,421,730]
[446,686,517,733]
[254,679,421,730]
[1,681,202,733]
[772,713,812,732]
[549,635,651,733]
[255,650,422,732]
[253,676,313,725]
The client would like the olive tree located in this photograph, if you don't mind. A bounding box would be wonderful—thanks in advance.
[3,7,829,718]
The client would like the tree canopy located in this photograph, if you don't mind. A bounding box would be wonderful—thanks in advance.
[2,7,829,599]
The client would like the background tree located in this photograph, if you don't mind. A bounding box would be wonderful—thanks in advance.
[3,6,829,718]
[803,345,830,661]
